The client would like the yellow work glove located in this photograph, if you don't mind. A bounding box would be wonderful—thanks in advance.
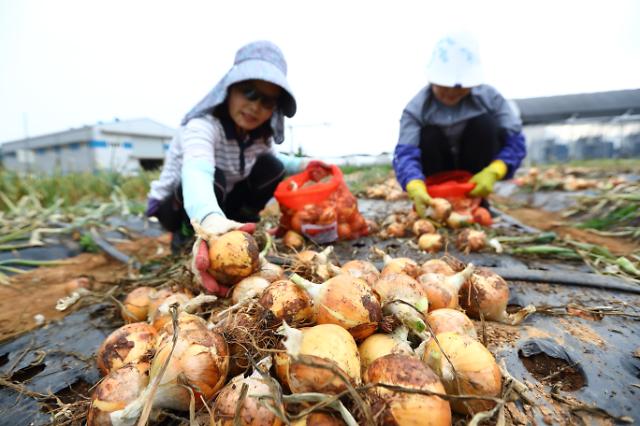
[469,160,508,197]
[406,179,432,218]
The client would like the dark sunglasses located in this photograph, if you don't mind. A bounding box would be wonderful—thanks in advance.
[235,82,279,110]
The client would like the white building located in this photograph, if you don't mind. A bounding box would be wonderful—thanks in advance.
[0,118,176,174]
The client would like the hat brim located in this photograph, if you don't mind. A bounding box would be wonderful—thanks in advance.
[226,59,297,117]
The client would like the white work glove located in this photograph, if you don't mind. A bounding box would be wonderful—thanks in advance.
[197,214,247,240]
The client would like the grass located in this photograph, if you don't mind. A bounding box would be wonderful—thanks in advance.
[340,164,394,194]
[0,169,158,212]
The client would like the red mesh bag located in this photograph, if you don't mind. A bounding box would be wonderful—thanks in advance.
[425,170,492,226]
[274,163,368,243]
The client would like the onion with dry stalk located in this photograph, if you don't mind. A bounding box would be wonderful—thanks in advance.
[426,309,477,339]
[456,229,487,254]
[418,233,444,253]
[86,364,150,426]
[373,247,420,278]
[120,286,155,323]
[294,246,335,281]
[213,358,283,426]
[364,354,451,425]
[96,322,157,376]
[412,219,436,236]
[283,230,305,250]
[259,279,315,326]
[460,268,535,325]
[290,273,382,340]
[148,293,218,331]
[420,259,455,276]
[208,230,260,285]
[416,263,474,311]
[358,326,415,373]
[337,259,380,287]
[371,273,429,336]
[423,332,501,415]
[278,323,361,394]
[426,198,452,222]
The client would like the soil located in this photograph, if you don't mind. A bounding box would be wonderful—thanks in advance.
[519,352,586,391]
[0,233,171,342]
[495,203,639,256]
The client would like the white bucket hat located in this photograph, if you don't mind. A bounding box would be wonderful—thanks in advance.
[427,32,484,88]
[182,41,296,143]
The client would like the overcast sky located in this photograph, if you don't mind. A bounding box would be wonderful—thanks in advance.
[1,0,639,157]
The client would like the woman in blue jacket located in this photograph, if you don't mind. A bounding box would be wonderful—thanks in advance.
[393,32,527,217]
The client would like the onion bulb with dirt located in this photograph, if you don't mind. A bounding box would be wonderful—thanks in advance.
[364,354,451,425]
[423,332,501,415]
[358,326,415,373]
[420,259,455,276]
[373,247,420,278]
[259,279,315,326]
[460,268,535,324]
[426,309,477,339]
[278,323,361,394]
[418,233,444,253]
[96,322,157,376]
[213,358,283,426]
[416,263,475,311]
[86,363,150,426]
[294,246,335,281]
[456,228,487,253]
[371,273,430,336]
[121,286,156,323]
[290,273,382,340]
[412,219,436,236]
[208,230,260,285]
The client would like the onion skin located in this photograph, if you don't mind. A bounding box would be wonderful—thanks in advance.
[231,275,271,305]
[292,274,382,341]
[121,286,155,323]
[459,268,509,322]
[256,260,285,283]
[420,259,454,276]
[283,324,361,394]
[213,371,283,426]
[423,332,501,415]
[259,280,315,326]
[152,313,230,410]
[412,219,436,236]
[374,248,420,278]
[364,354,451,426]
[149,292,193,331]
[87,364,149,426]
[416,264,474,311]
[96,322,157,376]
[426,309,477,340]
[340,260,380,287]
[358,327,414,373]
[208,231,260,285]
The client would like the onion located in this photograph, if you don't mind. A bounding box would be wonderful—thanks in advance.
[385,222,406,238]
[423,332,501,414]
[420,259,454,276]
[86,364,150,426]
[418,233,444,253]
[446,211,472,229]
[283,230,305,250]
[426,309,477,339]
[259,279,315,326]
[412,219,436,236]
[121,286,155,323]
[278,323,361,394]
[257,258,285,283]
[364,354,451,425]
[231,275,271,305]
[456,229,486,254]
[290,273,382,341]
[358,326,414,373]
[460,268,535,324]
[416,264,475,311]
[371,273,429,336]
[148,292,192,331]
[373,247,420,278]
[337,222,353,240]
[145,288,176,321]
[426,198,452,222]
[96,322,157,376]
[213,358,283,426]
[208,230,260,285]
[295,246,334,281]
[290,412,346,426]
[339,259,380,287]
